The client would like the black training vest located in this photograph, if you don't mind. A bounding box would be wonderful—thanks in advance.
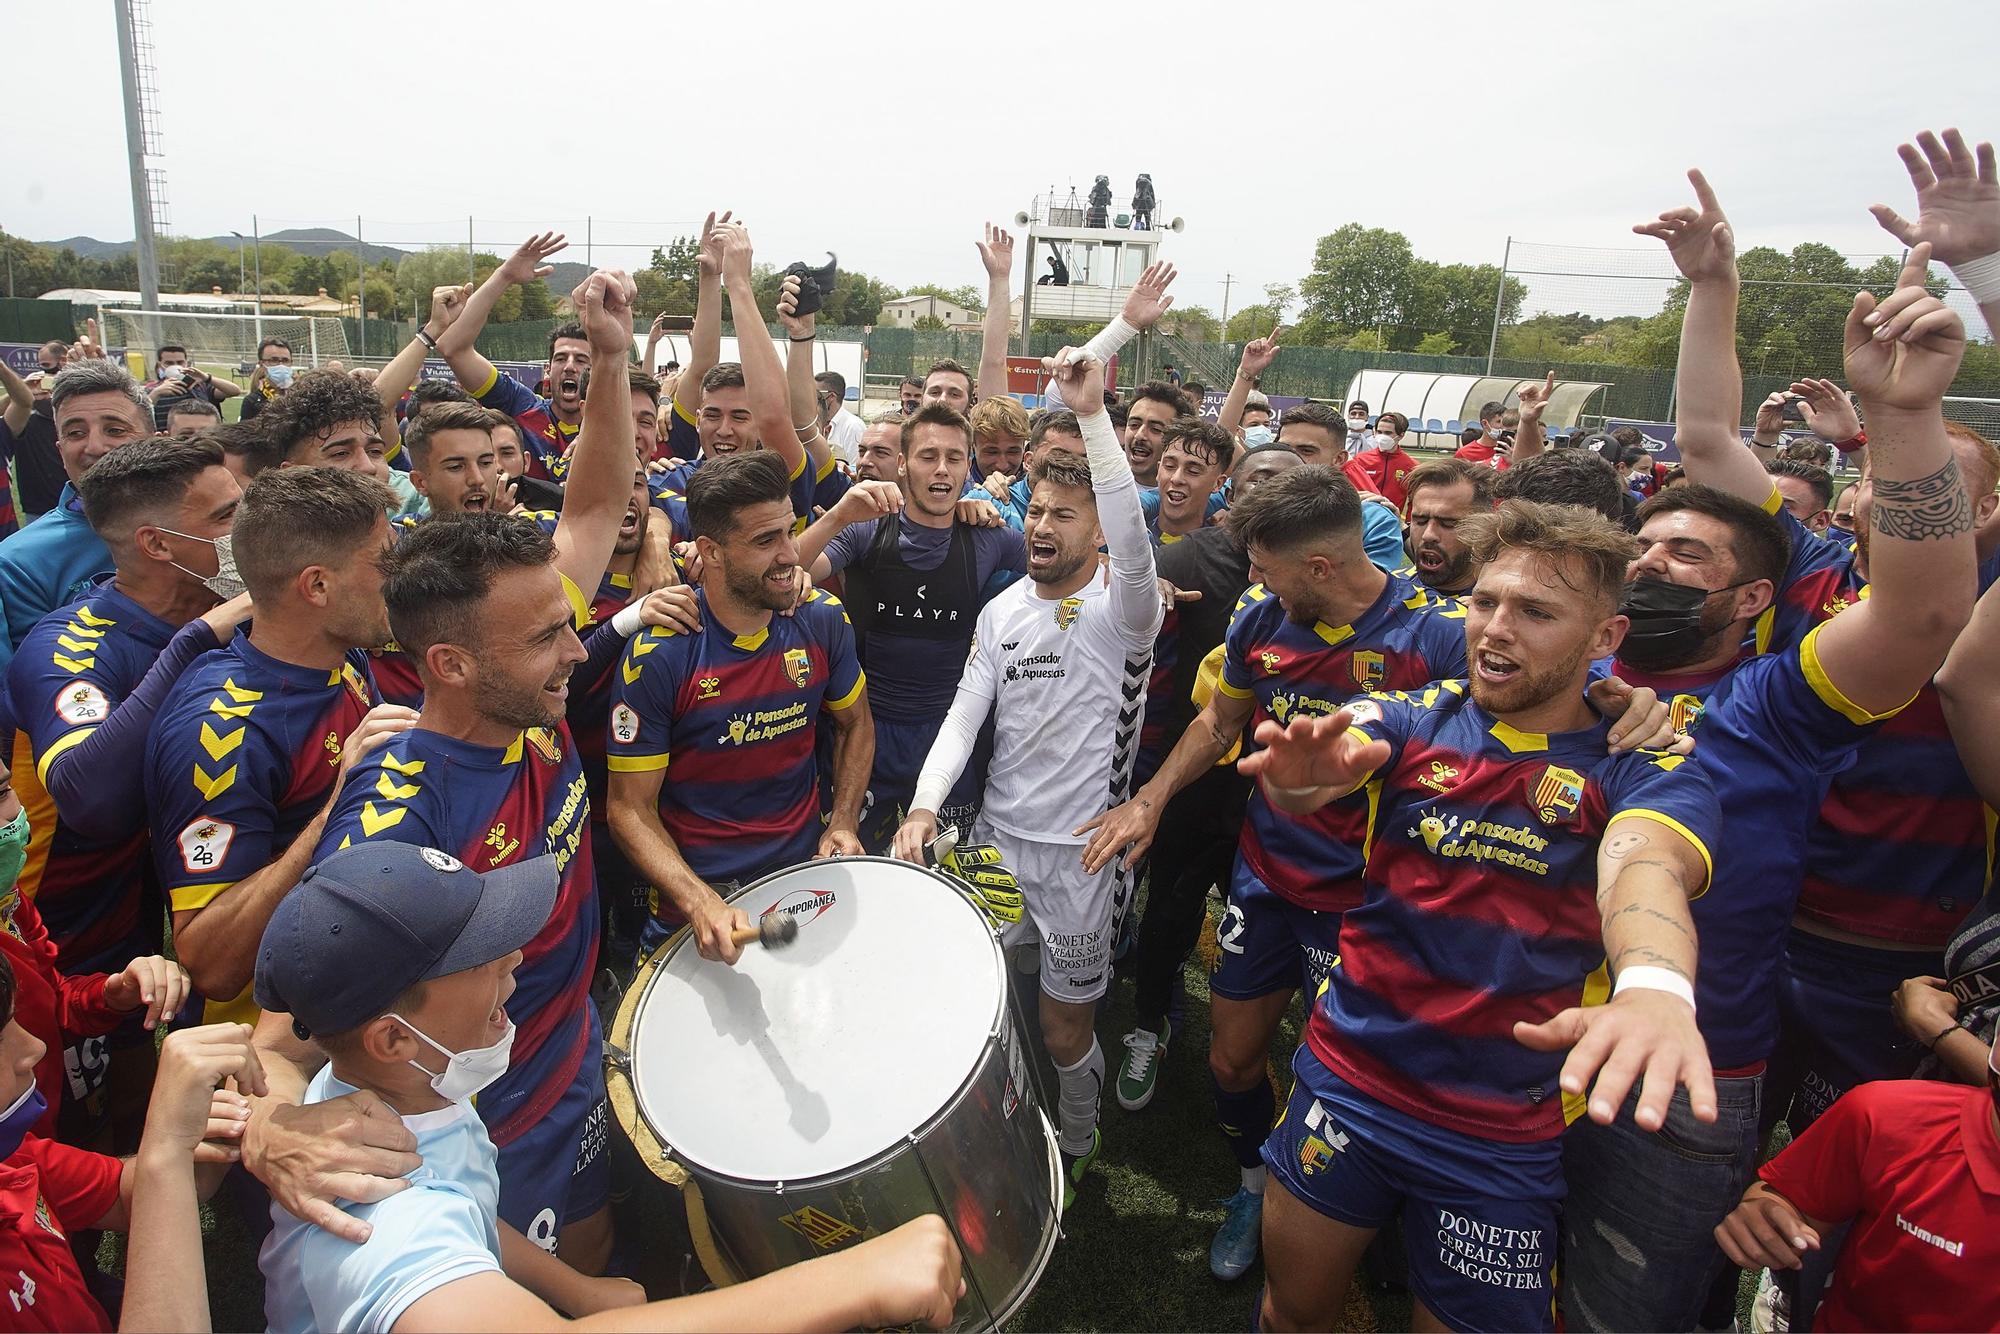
[843,515,982,659]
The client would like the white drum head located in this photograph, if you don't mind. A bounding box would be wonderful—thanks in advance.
[628,858,1006,1182]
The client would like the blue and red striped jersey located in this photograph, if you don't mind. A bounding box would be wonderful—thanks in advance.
[146,634,380,1022]
[645,477,692,544]
[1217,573,1467,912]
[6,586,174,973]
[1305,680,1717,1142]
[1758,496,1997,949]
[608,587,863,890]
[316,579,598,1149]
[469,367,570,481]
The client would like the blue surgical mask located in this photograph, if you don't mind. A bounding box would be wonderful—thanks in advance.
[265,364,295,389]
[1243,425,1275,447]
[0,1080,47,1159]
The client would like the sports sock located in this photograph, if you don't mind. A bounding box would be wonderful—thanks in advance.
[1055,1039,1105,1157]
[1213,1069,1276,1169]
[1241,1164,1266,1194]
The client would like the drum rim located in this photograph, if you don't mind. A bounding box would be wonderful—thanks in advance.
[612,855,1010,1188]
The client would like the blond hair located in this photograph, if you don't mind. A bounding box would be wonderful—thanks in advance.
[1459,499,1638,612]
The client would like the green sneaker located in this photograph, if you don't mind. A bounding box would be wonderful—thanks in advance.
[1115,1022,1171,1111]
[1061,1129,1101,1212]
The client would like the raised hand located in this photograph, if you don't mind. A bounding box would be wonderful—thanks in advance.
[1635,169,1736,285]
[1517,370,1557,423]
[777,274,815,340]
[428,283,472,333]
[713,220,754,286]
[1871,129,2000,267]
[1239,325,1284,380]
[338,704,421,781]
[1845,242,1966,410]
[573,267,640,355]
[146,1024,266,1162]
[499,231,567,287]
[1120,260,1179,329]
[977,224,1015,279]
[1045,347,1106,411]
[1753,390,1794,442]
[103,955,191,1030]
[697,210,734,279]
[1786,378,1863,444]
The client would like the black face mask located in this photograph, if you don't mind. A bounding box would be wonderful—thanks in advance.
[1617,575,1746,671]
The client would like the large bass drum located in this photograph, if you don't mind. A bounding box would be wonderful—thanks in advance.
[605,856,1061,1331]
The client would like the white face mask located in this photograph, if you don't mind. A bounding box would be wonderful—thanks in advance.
[390,1013,515,1103]
[155,528,246,601]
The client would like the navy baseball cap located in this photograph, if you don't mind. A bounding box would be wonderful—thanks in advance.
[255,843,558,1039]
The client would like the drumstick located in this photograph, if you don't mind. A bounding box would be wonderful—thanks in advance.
[729,915,800,951]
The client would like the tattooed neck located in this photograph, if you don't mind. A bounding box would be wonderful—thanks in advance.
[1871,454,1974,542]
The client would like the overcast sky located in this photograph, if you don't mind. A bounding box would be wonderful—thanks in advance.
[12,0,1996,324]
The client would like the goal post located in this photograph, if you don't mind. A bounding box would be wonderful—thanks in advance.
[97,308,352,375]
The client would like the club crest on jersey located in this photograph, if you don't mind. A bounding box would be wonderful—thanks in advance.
[1350,650,1385,688]
[697,674,722,700]
[178,818,236,874]
[1668,693,1705,736]
[612,703,641,745]
[525,728,562,765]
[1259,650,1283,676]
[1055,597,1083,631]
[55,681,109,726]
[1533,765,1586,824]
[1298,1099,1349,1176]
[340,664,372,711]
[784,648,813,688]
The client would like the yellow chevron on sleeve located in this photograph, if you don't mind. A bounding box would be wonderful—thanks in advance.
[358,802,406,836]
[630,634,659,658]
[193,763,238,800]
[51,654,96,674]
[382,752,426,776]
[71,606,114,627]
[199,721,246,761]
[375,772,421,801]
[622,658,645,685]
[54,634,100,653]
[208,697,253,720]
[221,678,264,704]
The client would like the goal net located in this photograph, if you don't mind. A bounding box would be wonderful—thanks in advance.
[1943,396,2000,441]
[97,309,351,374]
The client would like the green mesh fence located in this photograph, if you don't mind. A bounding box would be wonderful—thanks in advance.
[0,298,78,346]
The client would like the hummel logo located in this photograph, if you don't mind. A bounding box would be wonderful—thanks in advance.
[1002,640,1019,651]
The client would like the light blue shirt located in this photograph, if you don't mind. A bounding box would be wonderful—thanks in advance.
[0,483,112,671]
[383,468,429,521]
[1360,496,1405,573]
[261,1069,502,1334]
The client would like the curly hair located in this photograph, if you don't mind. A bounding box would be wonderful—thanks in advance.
[264,370,384,462]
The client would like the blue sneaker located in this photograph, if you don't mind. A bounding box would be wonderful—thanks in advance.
[1061,1129,1101,1213]
[1210,1186,1263,1280]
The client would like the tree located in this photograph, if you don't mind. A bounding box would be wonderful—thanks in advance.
[1163,303,1220,341]
[1415,332,1457,355]
[1262,282,1297,320]
[1224,303,1281,342]
[395,248,506,321]
[897,282,981,312]
[635,235,700,319]
[1296,224,1416,344]
[1344,330,1387,352]
[913,314,947,331]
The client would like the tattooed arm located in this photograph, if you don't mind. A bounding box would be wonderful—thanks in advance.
[1514,813,1713,1132]
[1815,242,1978,716]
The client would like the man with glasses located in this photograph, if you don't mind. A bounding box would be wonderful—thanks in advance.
[815,371,865,468]
[237,338,294,423]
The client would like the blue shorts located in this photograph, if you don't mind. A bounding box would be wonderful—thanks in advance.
[861,711,987,852]
[1264,1045,1562,1333]
[1209,857,1342,1001]
[1776,927,1931,1132]
[495,1014,611,1253]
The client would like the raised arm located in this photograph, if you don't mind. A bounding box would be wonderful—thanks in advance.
[0,359,33,435]
[372,284,470,450]
[1636,170,1771,502]
[435,232,568,391]
[976,224,1015,400]
[550,268,641,594]
[1042,262,1177,409]
[1812,244,1978,714]
[1054,349,1159,641]
[1217,327,1281,439]
[1872,128,2000,340]
[716,222,805,480]
[776,276,833,477]
[1511,371,1556,463]
[670,211,731,423]
[1935,552,2000,806]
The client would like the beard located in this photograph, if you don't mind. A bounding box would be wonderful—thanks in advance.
[1412,541,1473,592]
[1469,638,1591,716]
[725,557,798,612]
[1029,542,1091,589]
[473,665,563,732]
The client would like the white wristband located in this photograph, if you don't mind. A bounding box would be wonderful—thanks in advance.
[611,601,646,637]
[1949,251,2000,306]
[1613,965,1695,1011]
